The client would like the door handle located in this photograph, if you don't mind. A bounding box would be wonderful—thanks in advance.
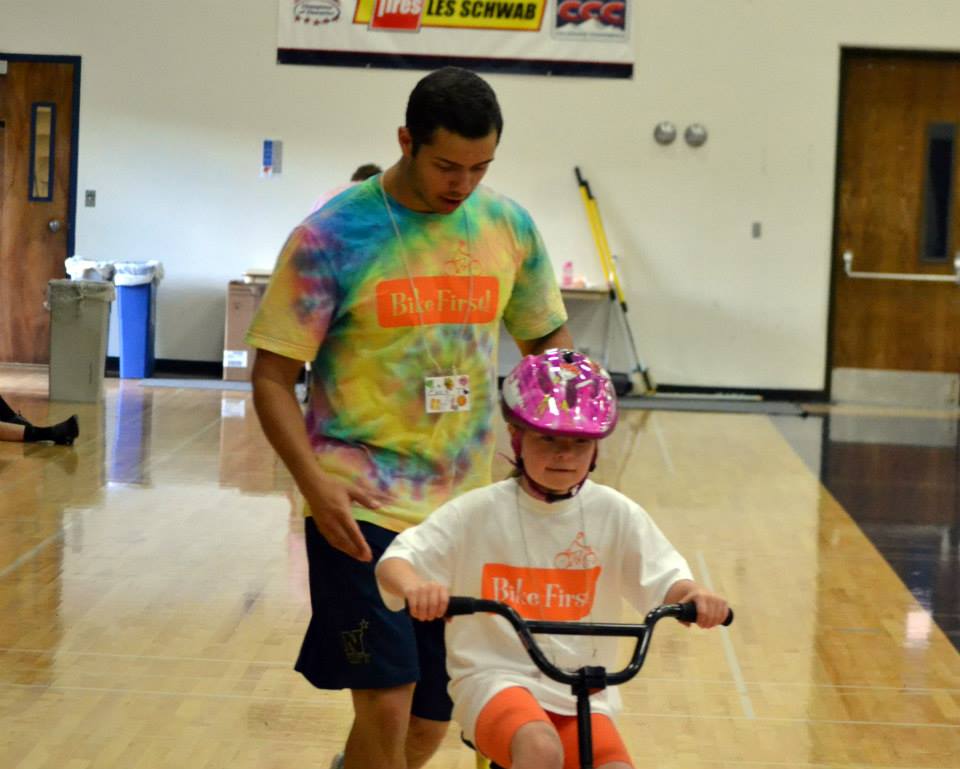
[48,219,63,233]
[843,250,960,284]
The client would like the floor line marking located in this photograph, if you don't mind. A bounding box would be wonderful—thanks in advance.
[2,647,959,694]
[650,413,676,475]
[0,522,69,579]
[3,681,956,732]
[697,550,755,719]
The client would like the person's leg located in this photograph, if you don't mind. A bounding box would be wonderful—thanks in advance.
[0,394,21,423]
[407,610,453,768]
[0,422,25,442]
[295,520,425,768]
[345,683,417,769]
[509,721,564,769]
[475,687,562,769]
[340,688,448,769]
[0,401,78,445]
[23,415,79,445]
[551,713,633,769]
[405,715,449,769]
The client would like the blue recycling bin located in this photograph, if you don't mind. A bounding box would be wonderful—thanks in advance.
[114,261,162,379]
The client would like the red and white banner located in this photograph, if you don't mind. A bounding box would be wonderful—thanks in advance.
[277,0,633,78]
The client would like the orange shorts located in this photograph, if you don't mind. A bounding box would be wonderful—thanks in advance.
[475,686,633,769]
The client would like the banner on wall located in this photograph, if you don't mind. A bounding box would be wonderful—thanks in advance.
[277,0,633,78]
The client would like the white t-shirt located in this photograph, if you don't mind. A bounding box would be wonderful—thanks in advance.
[377,478,693,741]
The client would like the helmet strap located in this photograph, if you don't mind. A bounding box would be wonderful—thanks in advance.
[522,469,586,503]
[512,442,597,504]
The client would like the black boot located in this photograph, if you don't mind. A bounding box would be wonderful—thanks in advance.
[23,415,79,446]
[0,394,28,425]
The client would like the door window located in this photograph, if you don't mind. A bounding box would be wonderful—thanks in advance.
[28,102,55,201]
[920,122,956,263]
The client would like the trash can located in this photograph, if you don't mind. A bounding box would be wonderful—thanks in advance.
[114,261,163,379]
[48,279,116,403]
[64,255,115,282]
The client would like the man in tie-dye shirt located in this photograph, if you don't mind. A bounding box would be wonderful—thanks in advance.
[247,67,570,769]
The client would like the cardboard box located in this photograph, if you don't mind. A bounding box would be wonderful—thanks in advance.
[223,280,266,381]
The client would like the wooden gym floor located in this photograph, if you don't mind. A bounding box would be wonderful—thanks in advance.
[0,365,957,769]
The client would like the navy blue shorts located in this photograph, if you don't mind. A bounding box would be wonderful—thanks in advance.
[294,518,453,722]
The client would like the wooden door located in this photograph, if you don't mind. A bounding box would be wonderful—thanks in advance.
[832,52,960,376]
[0,57,78,364]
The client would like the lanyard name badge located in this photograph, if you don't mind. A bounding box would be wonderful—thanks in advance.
[380,175,474,414]
[425,374,471,414]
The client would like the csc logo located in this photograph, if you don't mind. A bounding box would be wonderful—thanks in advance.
[557,0,624,27]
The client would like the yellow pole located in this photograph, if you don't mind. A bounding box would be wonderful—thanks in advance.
[577,182,615,294]
[574,167,656,394]
[587,196,628,306]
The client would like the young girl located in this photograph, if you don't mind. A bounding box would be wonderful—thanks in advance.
[376,350,729,769]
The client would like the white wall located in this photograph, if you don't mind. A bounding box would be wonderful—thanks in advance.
[3,0,959,389]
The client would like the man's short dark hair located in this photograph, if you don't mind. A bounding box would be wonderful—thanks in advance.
[350,163,382,182]
[406,67,503,154]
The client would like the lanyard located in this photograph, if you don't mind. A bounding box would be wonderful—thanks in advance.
[514,482,599,665]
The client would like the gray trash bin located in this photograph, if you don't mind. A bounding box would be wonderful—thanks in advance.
[48,279,116,402]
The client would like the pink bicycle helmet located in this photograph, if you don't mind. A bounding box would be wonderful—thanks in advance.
[501,349,618,439]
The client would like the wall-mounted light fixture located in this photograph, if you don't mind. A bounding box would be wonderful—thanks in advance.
[684,123,708,147]
[653,121,677,145]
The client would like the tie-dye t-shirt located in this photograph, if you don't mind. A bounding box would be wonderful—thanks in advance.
[246,176,567,531]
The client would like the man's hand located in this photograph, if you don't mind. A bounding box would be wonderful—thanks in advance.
[303,474,390,563]
[250,349,390,563]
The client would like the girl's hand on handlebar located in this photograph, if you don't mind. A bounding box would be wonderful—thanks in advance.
[684,589,730,629]
[668,580,730,629]
[405,582,450,621]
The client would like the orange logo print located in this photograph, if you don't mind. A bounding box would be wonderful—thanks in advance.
[481,563,602,621]
[555,532,598,569]
[377,276,499,328]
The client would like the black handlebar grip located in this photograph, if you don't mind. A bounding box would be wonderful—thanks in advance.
[678,601,698,623]
[446,596,479,617]
[678,602,735,626]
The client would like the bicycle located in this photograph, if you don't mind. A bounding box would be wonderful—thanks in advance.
[445,596,734,769]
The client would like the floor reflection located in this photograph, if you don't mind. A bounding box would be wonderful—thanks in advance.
[108,384,153,485]
[775,409,960,651]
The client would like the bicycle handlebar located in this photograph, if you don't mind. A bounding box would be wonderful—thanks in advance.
[445,596,733,688]
[447,596,732,626]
